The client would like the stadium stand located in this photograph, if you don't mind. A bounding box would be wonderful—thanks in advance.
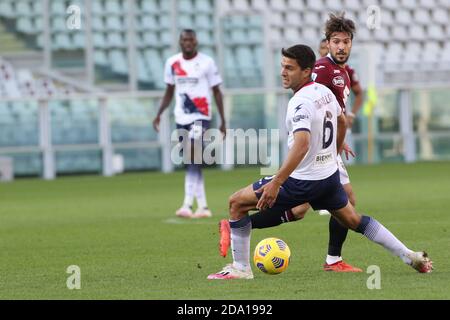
[0,0,449,176]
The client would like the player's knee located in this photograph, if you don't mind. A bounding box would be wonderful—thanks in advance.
[228,192,242,217]
[291,205,307,220]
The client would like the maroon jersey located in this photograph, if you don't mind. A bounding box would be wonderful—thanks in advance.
[345,64,360,88]
[313,55,351,112]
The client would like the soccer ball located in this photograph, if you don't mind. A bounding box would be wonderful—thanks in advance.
[253,237,291,275]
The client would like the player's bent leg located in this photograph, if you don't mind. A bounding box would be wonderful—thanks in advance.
[218,185,258,258]
[228,184,259,220]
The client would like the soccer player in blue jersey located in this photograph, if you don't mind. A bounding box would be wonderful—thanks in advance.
[208,44,432,279]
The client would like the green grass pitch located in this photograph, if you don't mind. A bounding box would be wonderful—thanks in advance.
[0,162,449,299]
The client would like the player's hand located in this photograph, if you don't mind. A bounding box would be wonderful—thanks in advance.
[255,181,280,210]
[152,116,160,132]
[219,122,226,138]
[342,143,356,160]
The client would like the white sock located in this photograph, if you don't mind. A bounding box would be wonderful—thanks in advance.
[230,217,252,271]
[182,169,196,208]
[195,171,208,209]
[361,216,414,265]
[326,255,343,265]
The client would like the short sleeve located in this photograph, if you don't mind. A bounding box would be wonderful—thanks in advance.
[206,58,222,88]
[289,99,314,134]
[164,59,175,85]
[312,64,331,87]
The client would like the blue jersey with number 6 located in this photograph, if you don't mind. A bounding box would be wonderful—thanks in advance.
[286,81,342,181]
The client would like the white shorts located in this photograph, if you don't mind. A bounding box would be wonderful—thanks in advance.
[337,155,350,185]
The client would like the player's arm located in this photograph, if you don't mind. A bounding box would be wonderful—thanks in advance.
[212,85,226,136]
[337,112,347,155]
[256,130,310,210]
[347,82,363,128]
[152,84,175,132]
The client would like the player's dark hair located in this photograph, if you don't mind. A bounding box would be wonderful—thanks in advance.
[180,29,196,38]
[321,38,327,43]
[281,45,316,71]
[325,13,356,40]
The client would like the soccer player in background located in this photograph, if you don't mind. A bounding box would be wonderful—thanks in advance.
[152,29,226,219]
[220,13,364,272]
[208,44,432,280]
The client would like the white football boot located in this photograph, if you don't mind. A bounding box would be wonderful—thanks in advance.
[175,206,193,218]
[207,264,254,280]
[193,207,212,218]
[407,251,433,273]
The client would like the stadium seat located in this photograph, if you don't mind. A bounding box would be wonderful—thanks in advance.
[92,17,105,31]
[159,31,172,46]
[51,17,68,32]
[303,12,320,26]
[401,0,416,9]
[419,0,436,8]
[107,33,127,48]
[179,0,193,13]
[94,50,109,66]
[247,15,262,28]
[427,25,445,41]
[247,28,262,44]
[230,29,247,44]
[413,9,431,25]
[73,32,85,49]
[178,14,194,29]
[432,8,449,25]
[344,0,360,10]
[284,28,301,44]
[139,15,158,30]
[305,0,324,11]
[105,16,125,31]
[137,54,151,83]
[34,17,43,31]
[110,50,129,75]
[396,10,413,25]
[251,0,267,11]
[92,0,104,15]
[302,27,319,43]
[380,0,400,10]
[234,0,251,11]
[195,14,212,30]
[16,17,35,34]
[195,0,213,13]
[200,46,215,59]
[286,12,301,27]
[158,14,171,30]
[53,33,73,51]
[270,0,287,12]
[0,1,15,18]
[197,30,214,46]
[93,33,107,48]
[392,25,408,41]
[139,32,158,47]
[50,1,66,15]
[141,0,159,13]
[409,25,426,41]
[104,0,123,15]
[16,1,33,17]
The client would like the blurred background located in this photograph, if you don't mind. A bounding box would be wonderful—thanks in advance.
[0,0,449,180]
